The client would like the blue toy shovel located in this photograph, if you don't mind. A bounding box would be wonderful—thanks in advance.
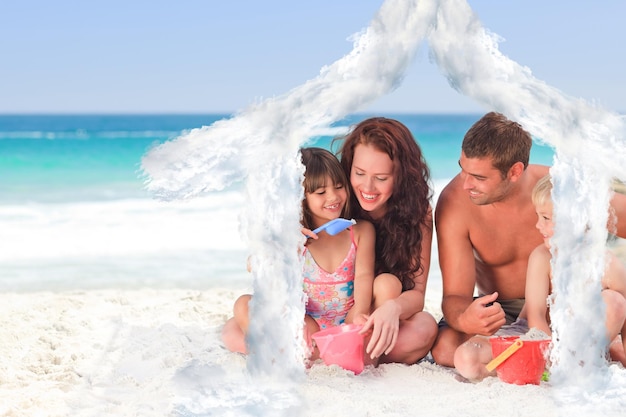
[312,218,356,236]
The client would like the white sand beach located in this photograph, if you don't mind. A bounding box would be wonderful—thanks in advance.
[2,266,625,417]
[3,185,626,417]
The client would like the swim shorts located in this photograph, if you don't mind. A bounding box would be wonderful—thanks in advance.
[494,317,529,337]
[438,297,525,329]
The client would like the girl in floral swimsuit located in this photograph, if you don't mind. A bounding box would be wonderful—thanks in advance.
[222,147,376,359]
[302,226,358,329]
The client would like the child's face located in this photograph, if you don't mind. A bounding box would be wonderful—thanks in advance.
[535,202,554,248]
[305,175,347,226]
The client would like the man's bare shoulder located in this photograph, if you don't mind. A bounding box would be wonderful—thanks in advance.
[434,176,473,238]
[527,164,550,181]
[436,175,466,211]
[516,165,550,199]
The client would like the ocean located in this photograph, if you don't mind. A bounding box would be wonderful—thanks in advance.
[0,113,555,293]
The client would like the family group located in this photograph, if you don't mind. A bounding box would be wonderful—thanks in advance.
[221,112,626,381]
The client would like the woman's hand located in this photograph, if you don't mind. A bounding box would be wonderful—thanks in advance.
[360,299,401,359]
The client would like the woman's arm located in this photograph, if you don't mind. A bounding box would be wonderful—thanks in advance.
[361,209,433,358]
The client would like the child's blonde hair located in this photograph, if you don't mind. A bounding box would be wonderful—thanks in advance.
[532,174,553,207]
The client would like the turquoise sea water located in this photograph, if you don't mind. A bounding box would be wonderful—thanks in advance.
[0,114,554,291]
[0,115,227,203]
[0,113,554,204]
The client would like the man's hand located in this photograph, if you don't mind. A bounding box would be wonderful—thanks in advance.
[459,292,506,336]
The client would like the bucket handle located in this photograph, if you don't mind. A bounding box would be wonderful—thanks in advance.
[486,339,524,372]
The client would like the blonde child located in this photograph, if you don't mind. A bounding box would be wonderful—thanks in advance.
[221,147,376,361]
[525,174,626,365]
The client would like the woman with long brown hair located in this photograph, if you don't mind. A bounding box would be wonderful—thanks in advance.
[333,117,437,364]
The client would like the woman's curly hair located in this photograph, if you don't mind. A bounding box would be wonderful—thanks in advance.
[334,117,432,291]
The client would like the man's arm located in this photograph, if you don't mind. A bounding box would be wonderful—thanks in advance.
[435,184,506,336]
[435,186,477,331]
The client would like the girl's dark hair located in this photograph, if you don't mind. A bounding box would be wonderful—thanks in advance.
[300,147,351,231]
[334,117,432,290]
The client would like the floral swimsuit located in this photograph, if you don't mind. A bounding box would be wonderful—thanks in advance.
[302,228,356,329]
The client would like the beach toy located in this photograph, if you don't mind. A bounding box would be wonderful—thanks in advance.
[311,324,365,374]
[488,336,551,385]
[486,339,524,372]
[312,218,356,236]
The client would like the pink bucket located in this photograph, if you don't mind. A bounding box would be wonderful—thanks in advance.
[311,324,365,374]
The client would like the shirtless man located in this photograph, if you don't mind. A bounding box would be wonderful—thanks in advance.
[430,112,626,377]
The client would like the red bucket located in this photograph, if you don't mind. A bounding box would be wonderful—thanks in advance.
[489,336,550,385]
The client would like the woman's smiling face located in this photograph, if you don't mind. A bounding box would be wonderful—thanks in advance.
[350,143,394,220]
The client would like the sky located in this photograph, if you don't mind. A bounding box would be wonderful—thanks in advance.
[2,0,625,114]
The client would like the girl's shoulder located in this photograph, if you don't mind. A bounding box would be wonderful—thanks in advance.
[352,218,374,230]
[351,219,375,239]
[529,243,551,263]
[527,244,552,280]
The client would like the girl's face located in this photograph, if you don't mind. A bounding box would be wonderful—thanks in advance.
[305,175,348,227]
[535,202,554,249]
[350,143,395,220]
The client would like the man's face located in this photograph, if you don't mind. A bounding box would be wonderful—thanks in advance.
[458,152,513,205]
